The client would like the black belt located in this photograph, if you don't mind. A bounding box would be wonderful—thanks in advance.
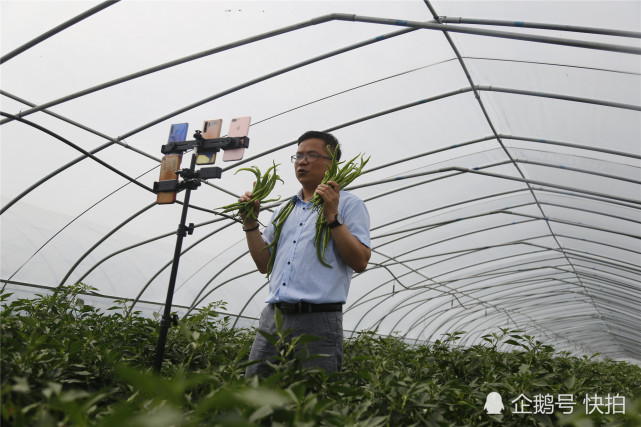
[270,302,342,314]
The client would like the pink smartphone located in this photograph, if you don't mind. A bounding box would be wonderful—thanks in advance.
[196,119,222,165]
[222,116,251,162]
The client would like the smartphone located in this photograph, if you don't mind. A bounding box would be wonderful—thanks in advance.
[156,154,182,204]
[157,123,188,204]
[196,119,222,165]
[167,123,188,142]
[222,116,251,162]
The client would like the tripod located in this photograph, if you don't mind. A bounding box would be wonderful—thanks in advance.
[152,128,249,373]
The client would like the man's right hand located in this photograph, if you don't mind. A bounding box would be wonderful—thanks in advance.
[239,185,269,274]
[239,186,261,228]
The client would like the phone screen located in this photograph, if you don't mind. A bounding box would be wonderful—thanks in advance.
[196,119,222,165]
[168,123,188,142]
[222,116,251,162]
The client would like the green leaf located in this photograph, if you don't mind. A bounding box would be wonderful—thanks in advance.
[58,389,91,403]
[249,404,274,422]
[274,307,284,331]
[531,379,549,386]
[235,388,290,408]
[258,329,279,347]
[11,377,30,393]
[42,382,63,399]
[564,375,576,389]
[292,333,322,346]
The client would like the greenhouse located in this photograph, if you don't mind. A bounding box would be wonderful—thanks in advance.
[1,0,640,425]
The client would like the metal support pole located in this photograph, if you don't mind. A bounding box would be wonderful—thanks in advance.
[153,153,197,373]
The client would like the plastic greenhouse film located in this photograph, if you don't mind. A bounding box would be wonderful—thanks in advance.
[156,123,188,204]
[196,119,222,165]
[222,116,251,161]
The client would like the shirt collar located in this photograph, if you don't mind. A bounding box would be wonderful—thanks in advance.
[293,189,308,204]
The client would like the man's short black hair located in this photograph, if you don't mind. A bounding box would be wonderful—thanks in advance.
[297,130,342,161]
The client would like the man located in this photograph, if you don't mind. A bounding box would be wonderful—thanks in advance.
[239,130,371,377]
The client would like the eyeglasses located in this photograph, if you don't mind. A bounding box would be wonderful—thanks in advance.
[290,153,332,163]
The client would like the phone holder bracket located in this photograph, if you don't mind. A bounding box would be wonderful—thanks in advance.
[161,132,249,155]
[153,166,222,194]
[177,223,195,237]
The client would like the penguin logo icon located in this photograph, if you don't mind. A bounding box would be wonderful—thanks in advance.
[484,392,504,414]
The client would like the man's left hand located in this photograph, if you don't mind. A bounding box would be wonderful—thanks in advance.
[316,180,340,221]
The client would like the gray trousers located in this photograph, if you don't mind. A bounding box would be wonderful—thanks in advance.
[245,304,343,378]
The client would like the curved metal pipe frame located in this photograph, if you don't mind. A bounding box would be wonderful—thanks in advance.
[450,294,640,350]
[396,267,608,334]
[438,300,596,346]
[350,234,628,342]
[0,1,121,64]
[393,266,632,341]
[347,242,560,335]
[344,149,632,336]
[57,202,156,287]
[416,0,637,359]
[186,251,249,313]
[231,281,269,330]
[579,277,641,304]
[398,277,587,338]
[354,265,575,343]
[346,251,572,323]
[436,303,611,356]
[438,15,641,39]
[571,261,641,285]
[181,269,257,318]
[127,221,236,314]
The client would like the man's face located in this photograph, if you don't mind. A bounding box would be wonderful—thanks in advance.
[294,138,332,187]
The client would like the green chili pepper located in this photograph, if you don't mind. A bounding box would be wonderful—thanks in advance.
[220,162,283,222]
[263,198,295,276]
[254,149,369,276]
[308,146,370,267]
